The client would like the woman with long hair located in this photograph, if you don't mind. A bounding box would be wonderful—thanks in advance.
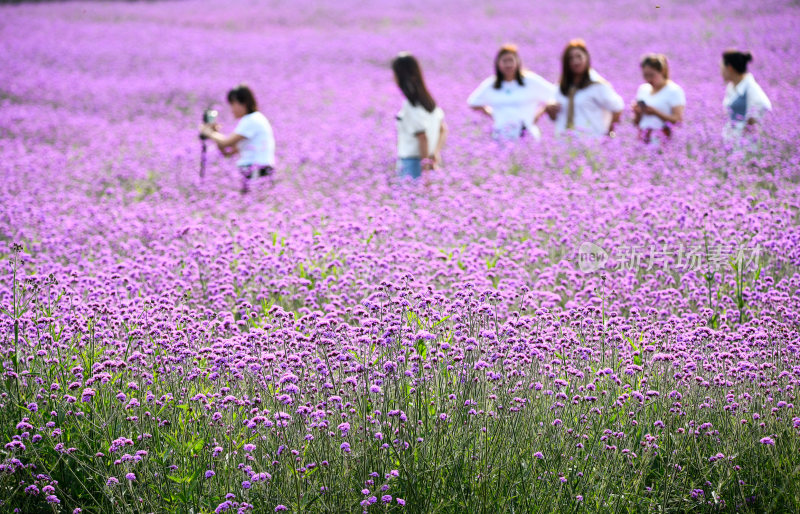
[721,49,772,144]
[544,39,624,137]
[467,44,555,140]
[632,53,686,146]
[199,84,275,193]
[392,52,447,179]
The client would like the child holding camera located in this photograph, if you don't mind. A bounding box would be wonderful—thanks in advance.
[199,84,275,193]
[632,54,685,146]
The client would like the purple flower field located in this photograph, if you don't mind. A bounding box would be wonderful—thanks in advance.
[2,1,800,512]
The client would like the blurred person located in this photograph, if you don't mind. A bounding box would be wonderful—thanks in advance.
[467,44,555,140]
[721,49,772,144]
[544,39,624,137]
[632,53,686,146]
[199,84,275,193]
[392,52,447,179]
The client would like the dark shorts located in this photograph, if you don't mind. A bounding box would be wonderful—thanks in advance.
[638,126,672,145]
[238,165,274,179]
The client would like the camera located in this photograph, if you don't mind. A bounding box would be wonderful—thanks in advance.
[203,108,218,124]
[637,100,647,109]
[200,108,218,140]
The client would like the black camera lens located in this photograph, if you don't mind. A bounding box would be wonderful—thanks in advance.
[203,109,218,124]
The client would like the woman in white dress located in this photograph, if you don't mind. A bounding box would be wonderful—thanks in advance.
[721,49,772,144]
[543,39,624,138]
[467,44,555,140]
[632,54,686,146]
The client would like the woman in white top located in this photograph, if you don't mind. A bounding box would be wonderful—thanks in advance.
[544,39,624,137]
[632,54,686,146]
[721,50,772,143]
[392,52,447,179]
[467,44,555,140]
[200,84,276,193]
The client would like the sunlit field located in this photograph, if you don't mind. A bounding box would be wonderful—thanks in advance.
[1,1,799,512]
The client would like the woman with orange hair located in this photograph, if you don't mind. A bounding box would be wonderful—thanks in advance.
[467,44,555,140]
[544,39,624,137]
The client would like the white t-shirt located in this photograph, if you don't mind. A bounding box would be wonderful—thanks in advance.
[467,70,556,139]
[588,68,605,82]
[233,111,275,167]
[723,73,771,129]
[635,81,686,130]
[554,80,624,137]
[396,99,445,159]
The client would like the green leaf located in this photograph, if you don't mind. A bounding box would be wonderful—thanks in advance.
[416,339,428,360]
[432,315,451,328]
[407,311,424,330]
